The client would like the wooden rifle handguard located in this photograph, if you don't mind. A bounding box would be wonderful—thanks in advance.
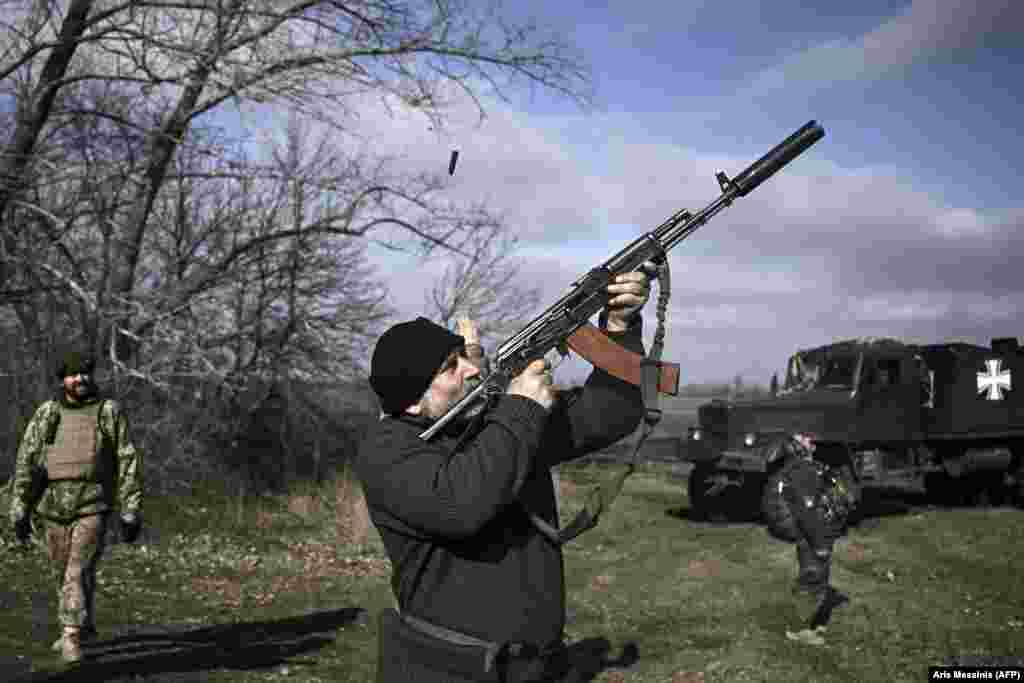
[566,322,680,395]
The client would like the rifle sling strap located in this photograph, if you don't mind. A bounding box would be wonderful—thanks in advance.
[529,259,675,546]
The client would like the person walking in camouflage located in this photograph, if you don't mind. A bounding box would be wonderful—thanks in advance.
[761,431,855,646]
[9,351,143,664]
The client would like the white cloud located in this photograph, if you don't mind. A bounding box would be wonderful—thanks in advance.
[746,0,1023,92]
[963,295,1020,321]
[845,291,1022,325]
[848,292,953,322]
[932,208,991,237]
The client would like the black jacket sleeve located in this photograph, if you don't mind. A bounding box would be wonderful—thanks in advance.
[355,395,550,540]
[538,317,646,469]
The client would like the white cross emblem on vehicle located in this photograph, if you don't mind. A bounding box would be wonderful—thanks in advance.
[976,359,1011,401]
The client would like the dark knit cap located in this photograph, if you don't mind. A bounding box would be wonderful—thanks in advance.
[370,317,465,415]
[56,351,96,379]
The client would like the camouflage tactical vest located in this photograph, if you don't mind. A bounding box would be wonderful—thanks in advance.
[45,400,110,482]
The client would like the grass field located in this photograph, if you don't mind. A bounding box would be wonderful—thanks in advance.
[1,462,1022,682]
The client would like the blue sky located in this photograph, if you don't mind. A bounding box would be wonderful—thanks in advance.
[347,0,1024,387]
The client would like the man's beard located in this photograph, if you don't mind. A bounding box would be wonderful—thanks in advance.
[421,378,486,422]
[65,381,95,402]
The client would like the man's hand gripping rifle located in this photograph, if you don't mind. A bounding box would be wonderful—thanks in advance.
[421,120,826,542]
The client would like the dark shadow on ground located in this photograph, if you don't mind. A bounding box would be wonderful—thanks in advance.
[666,490,922,526]
[664,505,758,525]
[8,607,368,682]
[7,624,641,683]
[666,483,1022,531]
[663,481,987,526]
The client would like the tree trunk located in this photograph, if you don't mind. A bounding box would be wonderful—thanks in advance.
[108,72,212,344]
[0,0,97,287]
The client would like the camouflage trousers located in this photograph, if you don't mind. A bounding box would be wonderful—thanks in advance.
[43,513,108,629]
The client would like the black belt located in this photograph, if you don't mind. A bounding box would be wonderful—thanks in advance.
[399,612,564,674]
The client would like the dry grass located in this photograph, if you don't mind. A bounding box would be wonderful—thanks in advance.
[335,475,371,547]
[589,573,615,592]
[845,542,868,562]
[287,493,321,518]
[671,672,706,683]
[190,576,244,609]
[686,558,723,578]
[254,509,275,530]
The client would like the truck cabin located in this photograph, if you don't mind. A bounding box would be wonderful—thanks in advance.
[860,355,902,388]
[782,342,935,406]
[856,351,934,407]
[782,349,860,393]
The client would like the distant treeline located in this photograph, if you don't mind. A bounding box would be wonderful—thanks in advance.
[676,381,772,399]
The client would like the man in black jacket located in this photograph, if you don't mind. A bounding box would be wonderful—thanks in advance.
[357,272,652,683]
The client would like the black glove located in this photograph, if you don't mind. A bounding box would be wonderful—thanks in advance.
[14,515,31,544]
[120,513,141,543]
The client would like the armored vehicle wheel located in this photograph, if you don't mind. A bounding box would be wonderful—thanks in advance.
[1013,457,1024,509]
[971,472,1011,507]
[924,471,1006,506]
[924,471,960,506]
[688,464,716,520]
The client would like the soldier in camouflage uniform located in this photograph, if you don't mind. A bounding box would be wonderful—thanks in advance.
[9,351,143,664]
[761,432,855,646]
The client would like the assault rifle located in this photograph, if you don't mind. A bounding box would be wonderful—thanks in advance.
[420,120,826,441]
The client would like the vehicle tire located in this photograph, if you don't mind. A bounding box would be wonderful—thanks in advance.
[688,464,715,521]
[925,471,960,506]
[1013,451,1024,509]
[738,474,765,522]
[1014,469,1024,510]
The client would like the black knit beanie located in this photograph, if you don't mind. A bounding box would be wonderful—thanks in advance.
[56,351,96,379]
[370,317,465,415]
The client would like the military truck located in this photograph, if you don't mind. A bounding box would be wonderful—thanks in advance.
[683,336,1024,520]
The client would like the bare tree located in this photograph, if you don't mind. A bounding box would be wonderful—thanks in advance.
[109,117,396,389]
[1,0,591,291]
[426,221,542,349]
[0,0,592,482]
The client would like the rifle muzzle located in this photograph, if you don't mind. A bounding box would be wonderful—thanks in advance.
[730,120,825,197]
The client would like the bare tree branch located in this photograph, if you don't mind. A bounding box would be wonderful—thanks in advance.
[426,219,542,349]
